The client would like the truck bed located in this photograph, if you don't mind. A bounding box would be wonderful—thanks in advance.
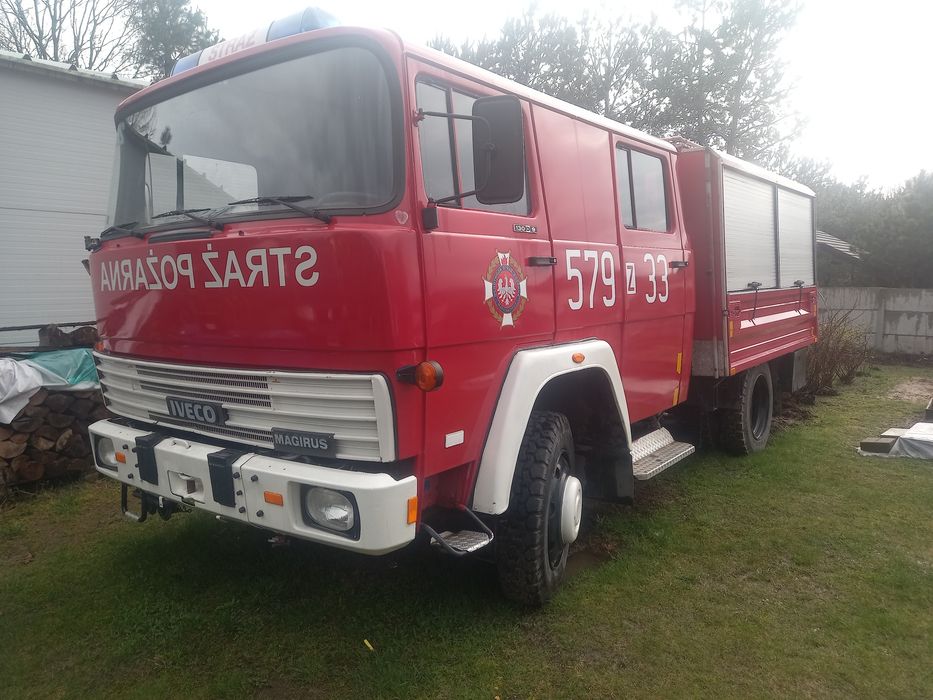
[676,146,818,379]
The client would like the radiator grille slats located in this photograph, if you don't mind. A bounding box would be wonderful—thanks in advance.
[94,353,394,462]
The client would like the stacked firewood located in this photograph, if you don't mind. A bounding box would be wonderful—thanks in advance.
[0,388,110,492]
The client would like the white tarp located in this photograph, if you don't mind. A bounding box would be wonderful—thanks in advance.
[0,357,44,423]
[889,422,933,459]
[0,350,99,424]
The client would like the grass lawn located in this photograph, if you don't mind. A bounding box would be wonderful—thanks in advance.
[1,365,931,698]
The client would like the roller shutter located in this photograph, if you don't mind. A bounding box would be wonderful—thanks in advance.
[723,168,776,291]
[778,189,814,286]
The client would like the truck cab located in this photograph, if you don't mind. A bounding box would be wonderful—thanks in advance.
[87,15,816,605]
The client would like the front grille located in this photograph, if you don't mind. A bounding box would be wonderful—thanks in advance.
[137,379,273,408]
[136,365,271,390]
[95,353,395,462]
[147,412,274,444]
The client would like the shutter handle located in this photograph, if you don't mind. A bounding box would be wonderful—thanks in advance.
[670,260,689,269]
[527,256,557,267]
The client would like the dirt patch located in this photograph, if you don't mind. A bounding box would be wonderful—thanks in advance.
[773,394,815,432]
[888,377,933,404]
[566,501,621,578]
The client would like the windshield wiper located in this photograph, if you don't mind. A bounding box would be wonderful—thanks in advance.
[152,208,224,230]
[100,221,144,239]
[227,196,332,224]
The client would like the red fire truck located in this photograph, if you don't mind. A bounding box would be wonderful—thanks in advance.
[86,11,817,605]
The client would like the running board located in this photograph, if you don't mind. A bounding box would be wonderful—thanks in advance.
[429,529,492,553]
[631,428,695,480]
[422,507,494,556]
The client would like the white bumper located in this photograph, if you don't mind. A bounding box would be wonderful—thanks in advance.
[89,419,417,555]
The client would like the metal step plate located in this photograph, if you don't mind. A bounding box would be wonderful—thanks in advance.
[431,529,492,553]
[632,441,696,480]
[630,428,675,462]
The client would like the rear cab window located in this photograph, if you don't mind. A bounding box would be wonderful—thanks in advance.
[614,145,670,233]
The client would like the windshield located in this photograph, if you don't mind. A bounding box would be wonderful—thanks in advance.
[108,45,399,228]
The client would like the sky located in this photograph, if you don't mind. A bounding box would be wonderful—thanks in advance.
[194,0,932,190]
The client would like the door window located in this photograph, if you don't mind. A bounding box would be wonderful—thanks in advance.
[415,82,457,202]
[416,80,529,215]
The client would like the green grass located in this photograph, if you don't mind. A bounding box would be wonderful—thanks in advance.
[1,366,931,698]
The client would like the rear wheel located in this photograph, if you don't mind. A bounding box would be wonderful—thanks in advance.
[496,411,580,606]
[718,364,773,455]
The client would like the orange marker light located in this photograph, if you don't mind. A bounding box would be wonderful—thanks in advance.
[263,491,284,506]
[572,352,585,364]
[407,496,418,524]
[415,361,444,392]
[94,341,104,352]
[115,451,126,464]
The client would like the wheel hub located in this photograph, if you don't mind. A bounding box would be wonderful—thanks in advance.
[559,475,583,545]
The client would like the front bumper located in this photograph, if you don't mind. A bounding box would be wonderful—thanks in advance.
[89,419,417,554]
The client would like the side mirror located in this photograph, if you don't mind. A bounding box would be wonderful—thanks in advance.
[472,95,525,205]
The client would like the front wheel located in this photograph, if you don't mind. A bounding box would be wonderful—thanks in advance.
[496,411,581,606]
[718,364,774,455]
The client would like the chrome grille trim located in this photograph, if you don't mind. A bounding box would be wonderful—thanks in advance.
[94,353,395,462]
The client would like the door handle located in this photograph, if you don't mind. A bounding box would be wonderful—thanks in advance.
[527,256,557,267]
[670,260,689,269]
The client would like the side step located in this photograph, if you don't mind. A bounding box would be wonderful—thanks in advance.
[631,428,695,480]
[422,507,494,556]
[430,529,492,553]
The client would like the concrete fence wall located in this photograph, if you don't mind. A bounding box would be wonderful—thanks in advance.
[819,287,933,355]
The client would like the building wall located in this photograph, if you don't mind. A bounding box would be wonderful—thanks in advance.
[819,287,933,355]
[0,66,137,345]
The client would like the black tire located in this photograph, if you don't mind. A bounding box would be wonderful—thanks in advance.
[496,410,575,606]
[718,364,773,455]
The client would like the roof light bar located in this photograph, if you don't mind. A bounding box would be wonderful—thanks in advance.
[171,7,339,77]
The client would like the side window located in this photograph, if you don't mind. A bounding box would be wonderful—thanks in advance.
[615,146,669,232]
[614,146,634,228]
[415,82,456,201]
[416,80,530,215]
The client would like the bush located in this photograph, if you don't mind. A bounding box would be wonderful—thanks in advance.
[806,309,873,394]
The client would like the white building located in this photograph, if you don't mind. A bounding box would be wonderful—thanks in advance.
[0,50,143,346]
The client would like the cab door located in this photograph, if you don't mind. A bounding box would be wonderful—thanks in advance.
[613,140,688,422]
[407,60,554,479]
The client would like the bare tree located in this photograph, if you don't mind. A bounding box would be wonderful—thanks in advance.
[432,0,802,164]
[0,0,137,71]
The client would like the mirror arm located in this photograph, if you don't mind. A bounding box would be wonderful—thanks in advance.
[432,189,480,206]
[414,109,491,133]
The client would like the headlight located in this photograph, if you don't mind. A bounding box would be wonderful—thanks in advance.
[304,487,356,533]
[94,436,119,470]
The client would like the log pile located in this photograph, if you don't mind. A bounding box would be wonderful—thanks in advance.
[0,388,110,494]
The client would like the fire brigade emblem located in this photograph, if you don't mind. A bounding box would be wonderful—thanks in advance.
[483,252,528,327]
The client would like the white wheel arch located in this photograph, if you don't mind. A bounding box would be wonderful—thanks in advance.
[472,340,632,515]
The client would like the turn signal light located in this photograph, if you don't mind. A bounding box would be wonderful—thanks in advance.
[398,361,444,392]
[263,491,284,506]
[572,352,585,364]
[415,361,444,391]
[407,496,418,524]
[115,451,126,464]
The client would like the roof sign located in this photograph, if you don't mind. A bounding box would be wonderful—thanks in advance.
[171,7,339,76]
